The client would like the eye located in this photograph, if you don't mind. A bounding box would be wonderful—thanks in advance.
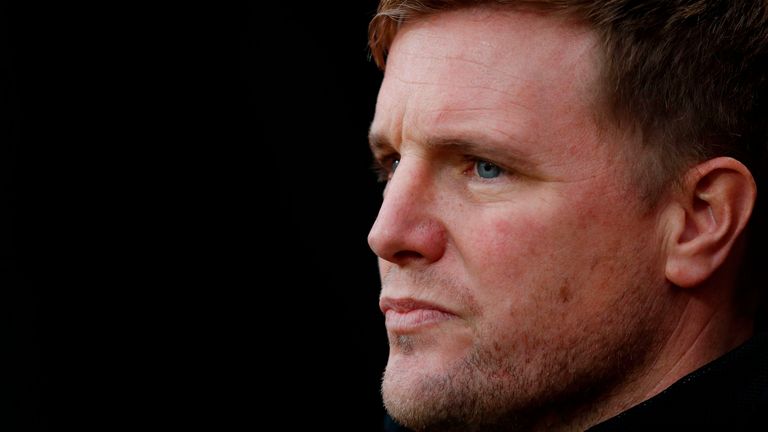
[475,160,502,179]
[372,156,401,183]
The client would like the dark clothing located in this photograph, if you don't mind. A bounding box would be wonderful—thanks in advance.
[590,331,768,430]
[384,332,768,431]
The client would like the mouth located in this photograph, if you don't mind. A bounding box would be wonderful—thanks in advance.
[380,297,458,333]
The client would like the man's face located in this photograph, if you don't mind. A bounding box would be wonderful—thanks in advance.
[368,8,673,431]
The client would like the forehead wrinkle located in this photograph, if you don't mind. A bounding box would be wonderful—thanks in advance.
[421,96,536,119]
[392,47,508,76]
[419,113,532,143]
[427,106,502,113]
[418,97,536,142]
[385,71,519,98]
[388,48,526,94]
[387,65,597,141]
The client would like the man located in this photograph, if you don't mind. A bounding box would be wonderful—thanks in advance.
[365,0,767,430]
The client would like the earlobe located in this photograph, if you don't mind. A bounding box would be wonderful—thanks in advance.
[664,158,756,288]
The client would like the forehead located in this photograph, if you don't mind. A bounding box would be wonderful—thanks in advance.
[387,8,595,88]
[373,8,602,152]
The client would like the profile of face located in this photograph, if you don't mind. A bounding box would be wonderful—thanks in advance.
[368,7,676,431]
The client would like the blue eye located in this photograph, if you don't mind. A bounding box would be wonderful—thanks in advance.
[391,159,400,173]
[475,160,502,179]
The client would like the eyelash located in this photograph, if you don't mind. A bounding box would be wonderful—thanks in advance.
[371,154,400,183]
[462,156,507,179]
[371,155,508,182]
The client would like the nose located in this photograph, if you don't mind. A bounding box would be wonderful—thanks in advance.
[367,157,447,266]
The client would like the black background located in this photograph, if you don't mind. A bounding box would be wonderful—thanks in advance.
[6,2,388,430]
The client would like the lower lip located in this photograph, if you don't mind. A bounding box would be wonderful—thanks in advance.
[385,309,455,332]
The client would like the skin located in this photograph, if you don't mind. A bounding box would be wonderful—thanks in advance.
[367,7,755,432]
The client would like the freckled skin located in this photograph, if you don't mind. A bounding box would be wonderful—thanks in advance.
[368,7,676,432]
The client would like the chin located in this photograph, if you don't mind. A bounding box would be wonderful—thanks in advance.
[386,330,471,375]
[381,327,553,432]
[382,359,448,431]
[382,337,503,431]
[382,361,525,432]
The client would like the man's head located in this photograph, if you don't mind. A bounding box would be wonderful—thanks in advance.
[367,1,767,431]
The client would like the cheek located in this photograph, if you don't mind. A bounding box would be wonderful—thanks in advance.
[455,201,631,316]
[459,210,563,300]
[489,217,548,275]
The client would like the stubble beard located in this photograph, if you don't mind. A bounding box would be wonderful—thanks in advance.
[383,335,538,432]
[381,297,666,432]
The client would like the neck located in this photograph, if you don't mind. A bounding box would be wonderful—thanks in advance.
[534,277,754,431]
[639,295,752,398]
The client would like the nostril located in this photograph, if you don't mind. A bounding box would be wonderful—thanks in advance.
[392,250,424,261]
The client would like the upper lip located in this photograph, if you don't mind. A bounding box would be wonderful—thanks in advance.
[379,297,456,316]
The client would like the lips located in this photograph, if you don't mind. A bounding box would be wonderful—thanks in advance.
[380,298,457,333]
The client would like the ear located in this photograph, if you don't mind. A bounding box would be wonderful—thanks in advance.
[664,157,756,288]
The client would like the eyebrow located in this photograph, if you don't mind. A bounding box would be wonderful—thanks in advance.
[368,132,391,157]
[368,131,532,169]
